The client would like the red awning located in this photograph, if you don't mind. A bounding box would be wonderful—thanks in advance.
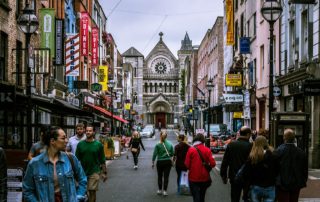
[87,104,128,124]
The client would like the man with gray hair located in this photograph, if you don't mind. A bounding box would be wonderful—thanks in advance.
[275,128,308,202]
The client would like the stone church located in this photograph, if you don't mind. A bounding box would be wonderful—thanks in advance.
[123,32,193,128]
[143,32,192,128]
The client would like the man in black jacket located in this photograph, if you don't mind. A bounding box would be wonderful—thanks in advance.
[220,126,252,202]
[275,128,308,202]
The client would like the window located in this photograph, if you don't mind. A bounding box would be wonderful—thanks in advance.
[240,13,244,37]
[289,20,295,66]
[253,13,256,37]
[16,40,23,86]
[235,20,239,50]
[301,11,308,62]
[0,32,8,81]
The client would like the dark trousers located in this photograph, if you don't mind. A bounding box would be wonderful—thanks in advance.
[132,150,140,165]
[189,181,211,202]
[276,187,300,202]
[230,182,250,202]
[176,167,183,190]
[156,160,172,191]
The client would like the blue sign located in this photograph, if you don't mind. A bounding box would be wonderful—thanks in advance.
[240,37,251,54]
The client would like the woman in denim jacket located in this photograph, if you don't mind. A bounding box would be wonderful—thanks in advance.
[23,126,87,202]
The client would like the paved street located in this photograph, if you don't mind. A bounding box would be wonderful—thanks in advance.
[97,129,230,202]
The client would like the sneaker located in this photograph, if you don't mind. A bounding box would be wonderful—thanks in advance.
[163,191,168,196]
[157,190,162,195]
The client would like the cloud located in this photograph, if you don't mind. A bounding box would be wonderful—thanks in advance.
[101,0,223,57]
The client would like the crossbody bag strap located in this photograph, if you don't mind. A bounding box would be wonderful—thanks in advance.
[162,143,171,158]
[194,146,206,164]
[66,152,77,180]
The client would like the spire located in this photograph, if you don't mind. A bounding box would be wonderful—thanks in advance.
[180,32,192,50]
[159,32,163,42]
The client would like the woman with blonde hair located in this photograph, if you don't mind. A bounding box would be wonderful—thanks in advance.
[152,130,174,196]
[129,131,145,169]
[247,135,279,202]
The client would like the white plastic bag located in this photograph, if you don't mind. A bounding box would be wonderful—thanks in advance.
[179,171,191,195]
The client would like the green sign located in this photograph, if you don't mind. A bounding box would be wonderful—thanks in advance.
[40,8,55,58]
[91,83,102,92]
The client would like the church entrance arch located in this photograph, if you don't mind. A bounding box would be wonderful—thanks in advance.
[149,100,172,129]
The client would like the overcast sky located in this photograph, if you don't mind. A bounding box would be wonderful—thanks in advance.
[100,0,224,58]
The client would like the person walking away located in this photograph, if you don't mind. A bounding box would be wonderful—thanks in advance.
[67,123,86,155]
[152,131,174,196]
[185,133,216,202]
[220,126,252,202]
[246,136,279,202]
[23,126,87,202]
[129,131,145,169]
[76,124,107,202]
[275,128,308,202]
[27,125,47,160]
[174,134,190,192]
[0,147,7,202]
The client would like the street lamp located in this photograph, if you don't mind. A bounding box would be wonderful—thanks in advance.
[261,0,282,136]
[108,80,115,136]
[206,79,214,148]
[17,3,39,150]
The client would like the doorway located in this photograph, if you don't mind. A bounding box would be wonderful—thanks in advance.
[156,113,166,129]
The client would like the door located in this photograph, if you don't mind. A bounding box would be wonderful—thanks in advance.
[156,113,166,129]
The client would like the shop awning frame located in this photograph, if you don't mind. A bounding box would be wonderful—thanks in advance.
[86,104,129,124]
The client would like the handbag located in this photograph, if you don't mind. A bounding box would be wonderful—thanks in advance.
[194,146,212,172]
[162,143,175,166]
[131,147,138,153]
[234,162,249,185]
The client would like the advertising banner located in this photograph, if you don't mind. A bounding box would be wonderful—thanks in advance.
[80,12,89,56]
[225,74,242,86]
[92,27,99,66]
[55,19,64,65]
[99,66,108,91]
[40,8,55,58]
[226,0,234,45]
[65,34,80,76]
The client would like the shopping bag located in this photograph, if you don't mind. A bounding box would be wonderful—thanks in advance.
[179,171,191,195]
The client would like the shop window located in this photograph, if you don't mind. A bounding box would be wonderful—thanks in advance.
[0,32,8,81]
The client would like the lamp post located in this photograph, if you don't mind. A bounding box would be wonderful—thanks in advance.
[108,80,115,136]
[17,3,39,150]
[261,0,282,136]
[206,79,214,148]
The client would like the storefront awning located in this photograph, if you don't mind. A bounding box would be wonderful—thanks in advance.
[86,104,128,124]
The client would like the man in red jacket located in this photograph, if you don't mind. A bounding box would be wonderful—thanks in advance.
[185,133,216,202]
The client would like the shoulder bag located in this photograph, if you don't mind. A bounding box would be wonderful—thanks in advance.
[163,143,175,166]
[194,146,212,172]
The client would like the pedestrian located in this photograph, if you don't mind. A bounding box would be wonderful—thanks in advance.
[67,122,86,155]
[23,126,87,202]
[129,131,145,169]
[27,125,47,160]
[152,130,174,196]
[0,147,7,202]
[173,134,190,192]
[76,124,107,202]
[220,126,252,202]
[246,136,280,202]
[185,133,216,202]
[275,128,308,202]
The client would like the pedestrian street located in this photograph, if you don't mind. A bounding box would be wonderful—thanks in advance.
[96,129,230,202]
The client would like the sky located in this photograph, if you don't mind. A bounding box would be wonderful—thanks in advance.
[100,0,224,58]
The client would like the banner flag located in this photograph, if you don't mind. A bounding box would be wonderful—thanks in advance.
[40,8,55,57]
[80,12,89,56]
[226,0,234,45]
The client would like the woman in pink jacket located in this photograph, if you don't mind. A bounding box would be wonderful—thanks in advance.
[185,133,216,202]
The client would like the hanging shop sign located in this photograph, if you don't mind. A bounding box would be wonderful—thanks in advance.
[65,34,80,76]
[99,66,108,91]
[80,12,89,56]
[91,27,99,66]
[74,81,88,89]
[91,83,102,92]
[289,0,315,4]
[223,94,243,103]
[225,74,242,86]
[39,8,55,58]
[233,112,243,119]
[55,19,64,65]
[240,37,251,54]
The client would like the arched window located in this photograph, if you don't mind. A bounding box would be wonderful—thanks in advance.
[164,83,167,93]
[159,83,162,92]
[155,83,158,93]
[169,83,172,93]
[174,83,177,93]
[144,83,148,93]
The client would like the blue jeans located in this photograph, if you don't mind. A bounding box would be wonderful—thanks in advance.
[250,185,275,202]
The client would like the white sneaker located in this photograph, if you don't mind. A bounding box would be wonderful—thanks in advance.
[163,191,168,196]
[157,190,162,195]
[133,165,137,169]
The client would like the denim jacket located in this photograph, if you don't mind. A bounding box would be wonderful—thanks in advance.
[23,151,87,202]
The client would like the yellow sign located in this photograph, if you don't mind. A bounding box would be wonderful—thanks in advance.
[125,103,131,110]
[99,66,108,91]
[233,112,243,119]
[226,74,242,86]
[226,0,234,45]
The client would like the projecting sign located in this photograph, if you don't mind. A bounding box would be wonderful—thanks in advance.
[240,37,250,54]
[223,94,243,103]
[74,81,88,89]
[273,86,281,97]
[288,0,315,4]
[304,79,320,96]
[225,74,242,86]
